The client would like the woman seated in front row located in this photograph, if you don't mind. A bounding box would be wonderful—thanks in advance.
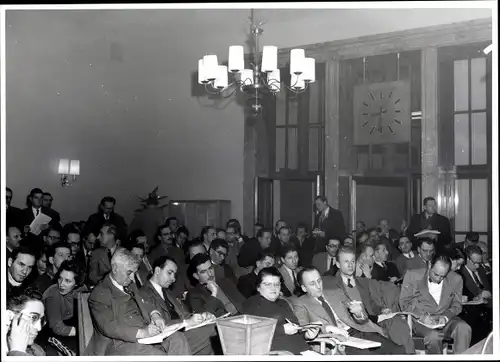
[242,267,319,355]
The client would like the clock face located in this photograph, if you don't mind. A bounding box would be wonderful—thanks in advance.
[353,81,411,145]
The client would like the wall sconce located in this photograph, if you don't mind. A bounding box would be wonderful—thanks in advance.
[58,159,80,187]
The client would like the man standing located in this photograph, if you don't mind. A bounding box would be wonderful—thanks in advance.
[88,248,190,355]
[312,238,340,276]
[313,196,347,253]
[407,197,451,252]
[21,188,57,233]
[293,267,406,355]
[399,255,471,354]
[41,192,61,226]
[85,197,128,243]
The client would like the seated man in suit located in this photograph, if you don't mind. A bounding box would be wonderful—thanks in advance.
[407,238,435,271]
[355,244,374,278]
[395,236,419,277]
[371,241,400,283]
[6,225,23,261]
[312,238,340,277]
[237,252,275,298]
[149,224,185,268]
[293,266,406,354]
[139,256,219,355]
[32,241,71,294]
[454,232,479,254]
[88,224,121,286]
[237,228,273,268]
[7,246,37,299]
[128,243,150,287]
[399,254,472,354]
[323,246,415,354]
[208,238,237,285]
[88,248,190,355]
[277,243,304,297]
[186,253,245,317]
[292,223,316,268]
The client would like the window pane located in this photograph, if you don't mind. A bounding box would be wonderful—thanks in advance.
[287,97,298,125]
[454,59,469,112]
[471,57,487,110]
[454,234,466,243]
[309,81,319,124]
[309,127,319,171]
[454,113,469,165]
[471,112,487,165]
[454,179,470,231]
[276,92,286,126]
[472,179,488,232]
[275,128,286,170]
[287,128,298,169]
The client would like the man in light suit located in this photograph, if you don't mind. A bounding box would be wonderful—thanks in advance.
[277,243,303,297]
[87,248,190,355]
[88,224,122,286]
[293,267,406,354]
[399,254,471,354]
[312,238,340,276]
[139,256,218,355]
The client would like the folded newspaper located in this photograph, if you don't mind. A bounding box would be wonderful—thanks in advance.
[29,213,52,235]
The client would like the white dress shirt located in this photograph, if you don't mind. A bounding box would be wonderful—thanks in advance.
[403,251,415,259]
[32,207,41,218]
[150,279,165,300]
[326,255,335,270]
[427,279,443,305]
[341,274,356,287]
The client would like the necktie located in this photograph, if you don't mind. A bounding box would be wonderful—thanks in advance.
[381,262,386,269]
[318,296,337,326]
[347,278,354,288]
[123,286,135,298]
[36,209,40,216]
[292,271,301,295]
[472,271,484,289]
[135,273,142,287]
[107,249,112,263]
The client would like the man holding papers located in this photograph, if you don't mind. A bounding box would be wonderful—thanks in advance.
[399,254,472,354]
[139,255,219,355]
[293,266,405,354]
[87,248,190,355]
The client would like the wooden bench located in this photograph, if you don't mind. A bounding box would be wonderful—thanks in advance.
[77,292,94,355]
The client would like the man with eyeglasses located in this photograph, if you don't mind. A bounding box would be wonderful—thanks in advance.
[400,254,471,354]
[43,228,62,248]
[186,253,245,317]
[312,238,341,276]
[150,224,185,269]
[209,238,237,285]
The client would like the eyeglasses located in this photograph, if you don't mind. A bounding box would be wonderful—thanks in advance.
[326,244,339,248]
[21,313,47,327]
[261,282,281,288]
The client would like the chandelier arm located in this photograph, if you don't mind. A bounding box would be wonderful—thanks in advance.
[204,82,222,95]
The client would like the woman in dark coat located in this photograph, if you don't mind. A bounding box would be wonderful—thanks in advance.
[242,267,317,355]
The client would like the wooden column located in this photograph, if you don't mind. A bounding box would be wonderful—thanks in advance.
[421,47,439,201]
[324,56,340,208]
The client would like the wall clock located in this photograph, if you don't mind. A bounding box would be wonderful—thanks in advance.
[353,80,411,145]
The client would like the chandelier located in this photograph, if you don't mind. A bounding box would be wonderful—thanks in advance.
[197,9,316,114]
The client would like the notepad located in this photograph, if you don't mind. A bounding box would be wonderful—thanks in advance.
[377,311,418,323]
[184,312,231,331]
[29,213,52,235]
[137,323,184,344]
[414,230,440,238]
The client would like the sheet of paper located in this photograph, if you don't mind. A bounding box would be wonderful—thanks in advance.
[137,323,184,345]
[414,229,441,238]
[184,312,231,331]
[29,213,52,235]
[301,350,322,356]
[377,311,418,323]
[340,336,382,349]
[462,300,486,306]
[415,319,445,330]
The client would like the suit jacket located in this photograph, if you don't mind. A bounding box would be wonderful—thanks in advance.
[371,261,400,282]
[313,206,347,251]
[460,265,491,299]
[44,208,61,226]
[395,253,421,277]
[20,207,60,228]
[293,236,316,268]
[237,238,265,268]
[139,280,192,323]
[214,263,237,285]
[85,212,128,242]
[407,212,452,250]
[186,278,245,317]
[237,271,259,298]
[312,252,338,276]
[324,273,401,322]
[292,290,385,336]
[6,205,23,229]
[378,236,401,261]
[399,268,463,321]
[87,274,156,355]
[88,246,123,286]
[277,265,303,297]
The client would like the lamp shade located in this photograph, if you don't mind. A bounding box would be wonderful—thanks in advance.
[198,59,207,84]
[58,159,69,175]
[291,73,305,90]
[302,57,315,83]
[290,49,305,75]
[267,69,280,92]
[240,69,254,86]
[69,160,80,176]
[228,46,244,72]
[261,46,278,72]
[214,65,229,89]
[203,55,218,80]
